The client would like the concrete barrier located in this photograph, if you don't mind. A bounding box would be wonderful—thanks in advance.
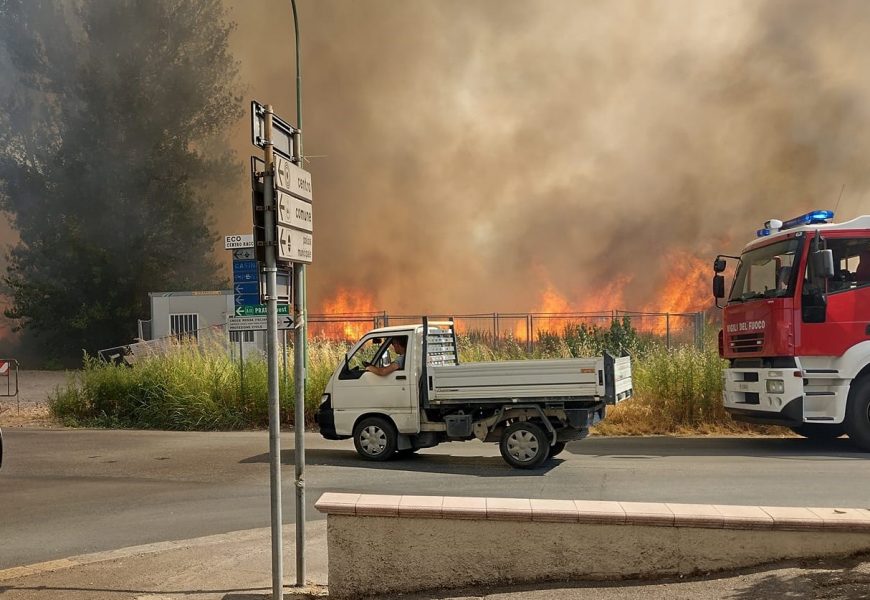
[315,493,870,598]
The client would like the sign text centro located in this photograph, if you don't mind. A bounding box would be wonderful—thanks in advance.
[274,154,313,201]
[225,234,255,249]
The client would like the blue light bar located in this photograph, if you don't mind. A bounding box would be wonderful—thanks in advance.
[781,210,834,231]
[756,228,771,237]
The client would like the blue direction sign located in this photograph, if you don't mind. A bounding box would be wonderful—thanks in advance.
[232,259,261,307]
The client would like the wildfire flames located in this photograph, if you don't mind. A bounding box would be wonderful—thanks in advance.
[311,287,380,341]
[311,252,711,342]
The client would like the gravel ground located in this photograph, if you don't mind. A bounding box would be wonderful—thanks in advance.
[0,370,70,427]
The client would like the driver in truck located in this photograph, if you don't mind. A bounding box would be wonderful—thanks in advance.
[366,336,407,376]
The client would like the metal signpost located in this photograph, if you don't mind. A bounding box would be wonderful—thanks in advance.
[251,98,313,598]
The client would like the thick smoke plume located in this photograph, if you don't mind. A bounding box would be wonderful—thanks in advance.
[5,0,870,347]
[220,0,870,315]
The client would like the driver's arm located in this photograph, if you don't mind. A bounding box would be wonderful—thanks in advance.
[366,362,400,376]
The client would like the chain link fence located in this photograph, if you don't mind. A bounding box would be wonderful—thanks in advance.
[104,310,706,364]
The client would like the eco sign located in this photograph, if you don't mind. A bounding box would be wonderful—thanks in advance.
[224,234,254,249]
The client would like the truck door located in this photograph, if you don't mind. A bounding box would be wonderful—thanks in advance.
[332,333,417,432]
[801,235,870,356]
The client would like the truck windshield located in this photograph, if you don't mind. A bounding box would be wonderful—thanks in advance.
[729,238,802,303]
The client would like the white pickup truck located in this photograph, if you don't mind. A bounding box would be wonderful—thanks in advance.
[315,319,633,468]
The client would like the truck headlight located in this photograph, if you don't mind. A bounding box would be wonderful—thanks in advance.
[766,380,785,394]
[319,393,330,405]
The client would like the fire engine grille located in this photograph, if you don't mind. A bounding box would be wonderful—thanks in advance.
[729,332,764,353]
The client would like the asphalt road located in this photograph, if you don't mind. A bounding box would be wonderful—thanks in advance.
[2,429,870,570]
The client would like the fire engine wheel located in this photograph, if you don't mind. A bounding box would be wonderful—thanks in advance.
[845,377,870,452]
[353,416,398,461]
[499,421,550,469]
[790,424,846,440]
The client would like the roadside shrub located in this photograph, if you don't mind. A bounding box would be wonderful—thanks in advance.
[51,320,766,435]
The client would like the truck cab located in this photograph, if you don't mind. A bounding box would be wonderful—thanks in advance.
[316,319,632,468]
[713,211,870,449]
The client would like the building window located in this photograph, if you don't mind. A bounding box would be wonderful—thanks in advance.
[229,330,255,343]
[170,313,199,341]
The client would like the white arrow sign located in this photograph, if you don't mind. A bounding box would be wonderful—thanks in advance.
[228,316,294,332]
[274,154,312,201]
[277,191,313,232]
[277,226,313,264]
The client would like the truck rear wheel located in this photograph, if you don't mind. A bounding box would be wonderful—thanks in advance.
[790,424,846,440]
[549,441,567,458]
[499,421,550,469]
[353,416,397,461]
[845,377,870,452]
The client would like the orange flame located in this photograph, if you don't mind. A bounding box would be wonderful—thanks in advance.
[313,288,380,341]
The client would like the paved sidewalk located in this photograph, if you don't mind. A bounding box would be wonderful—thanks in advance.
[2,520,869,599]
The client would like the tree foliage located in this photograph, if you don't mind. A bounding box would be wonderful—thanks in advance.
[0,0,242,363]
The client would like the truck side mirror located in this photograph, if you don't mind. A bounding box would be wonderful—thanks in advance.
[712,274,725,299]
[811,249,835,279]
[713,258,727,273]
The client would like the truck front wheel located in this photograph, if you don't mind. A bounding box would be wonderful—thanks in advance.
[845,377,870,452]
[353,416,398,461]
[499,421,550,469]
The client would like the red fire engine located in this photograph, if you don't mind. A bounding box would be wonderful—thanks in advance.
[713,210,870,449]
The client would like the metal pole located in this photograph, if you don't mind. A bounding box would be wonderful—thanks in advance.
[666,313,671,350]
[290,0,306,586]
[283,328,289,394]
[263,106,284,600]
[292,131,307,588]
[239,337,245,401]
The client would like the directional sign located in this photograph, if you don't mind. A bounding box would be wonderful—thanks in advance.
[251,100,295,158]
[228,315,294,332]
[233,248,256,260]
[277,191,313,232]
[235,304,290,317]
[274,154,312,201]
[278,226,313,264]
[225,234,254,249]
[233,270,259,283]
[232,259,261,307]
[233,259,258,272]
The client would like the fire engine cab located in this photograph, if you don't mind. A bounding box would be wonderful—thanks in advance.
[713,210,870,450]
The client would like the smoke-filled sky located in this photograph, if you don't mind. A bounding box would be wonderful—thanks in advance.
[5,0,870,324]
[216,0,870,314]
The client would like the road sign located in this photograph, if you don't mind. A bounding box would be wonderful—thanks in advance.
[228,315,294,332]
[0,361,8,376]
[277,226,313,264]
[233,270,258,283]
[234,304,289,317]
[233,259,258,272]
[233,248,256,260]
[232,259,261,307]
[251,100,294,158]
[274,154,312,201]
[277,191,313,232]
[225,234,254,249]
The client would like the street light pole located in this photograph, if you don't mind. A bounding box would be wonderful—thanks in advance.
[290,0,307,588]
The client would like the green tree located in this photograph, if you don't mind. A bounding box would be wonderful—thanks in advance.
[0,0,242,363]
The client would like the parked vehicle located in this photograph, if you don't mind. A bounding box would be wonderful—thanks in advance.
[315,318,633,468]
[713,210,870,448]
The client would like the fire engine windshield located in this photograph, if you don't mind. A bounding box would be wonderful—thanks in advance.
[729,238,803,303]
